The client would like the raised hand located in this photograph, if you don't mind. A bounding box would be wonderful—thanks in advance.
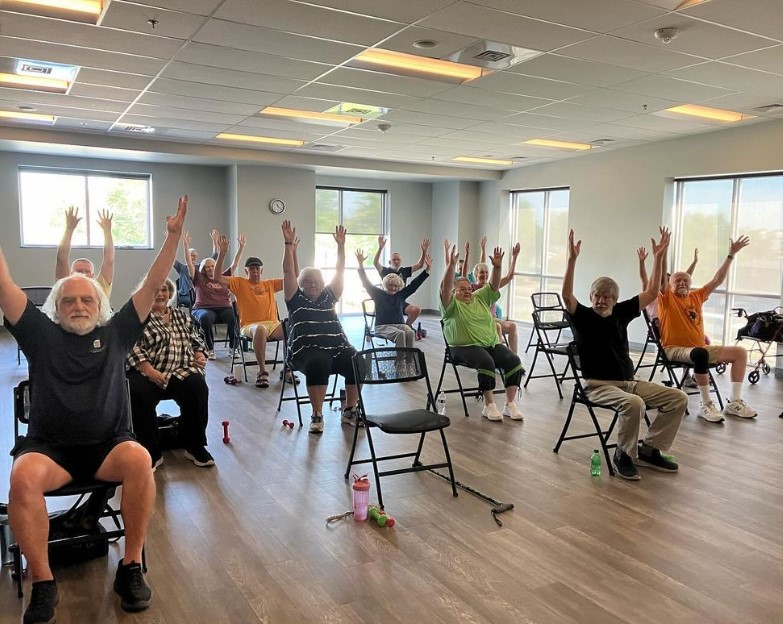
[237,233,246,248]
[447,245,459,267]
[210,229,219,245]
[182,231,192,248]
[97,209,113,233]
[355,249,366,265]
[490,246,504,268]
[292,236,300,252]
[421,238,430,252]
[464,240,470,254]
[511,242,520,258]
[651,227,670,256]
[333,225,346,246]
[424,254,432,272]
[637,247,648,262]
[729,235,750,255]
[166,195,188,238]
[479,235,487,251]
[218,234,229,254]
[64,206,81,231]
[377,236,386,249]
[693,248,699,261]
[281,220,296,243]
[567,229,581,260]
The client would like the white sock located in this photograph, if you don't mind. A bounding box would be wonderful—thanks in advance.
[698,384,711,404]
[731,382,742,402]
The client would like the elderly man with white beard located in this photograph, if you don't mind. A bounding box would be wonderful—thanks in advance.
[2,196,188,624]
[562,227,688,482]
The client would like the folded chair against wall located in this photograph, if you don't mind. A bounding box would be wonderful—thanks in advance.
[523,308,574,399]
[8,380,144,598]
[345,347,457,511]
[524,292,567,353]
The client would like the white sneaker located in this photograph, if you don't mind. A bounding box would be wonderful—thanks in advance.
[697,401,724,423]
[502,402,524,421]
[309,414,324,434]
[723,399,757,419]
[481,403,502,422]
[208,350,216,360]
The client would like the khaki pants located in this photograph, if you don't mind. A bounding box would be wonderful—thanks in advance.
[586,380,688,457]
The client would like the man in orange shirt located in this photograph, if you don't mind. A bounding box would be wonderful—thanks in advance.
[658,235,756,423]
[215,246,286,388]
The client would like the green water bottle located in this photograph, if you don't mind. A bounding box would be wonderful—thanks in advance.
[590,450,601,477]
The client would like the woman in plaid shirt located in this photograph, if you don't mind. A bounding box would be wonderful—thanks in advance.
[126,278,214,469]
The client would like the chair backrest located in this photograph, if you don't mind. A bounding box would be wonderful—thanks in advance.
[642,309,661,342]
[531,292,564,311]
[532,308,570,329]
[352,347,436,407]
[21,286,52,308]
[361,299,377,335]
[564,343,591,399]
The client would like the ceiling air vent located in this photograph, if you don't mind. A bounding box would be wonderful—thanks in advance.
[124,125,156,134]
[18,63,52,75]
[447,40,541,70]
[305,143,343,152]
[590,138,615,146]
[474,50,512,63]
[753,103,783,114]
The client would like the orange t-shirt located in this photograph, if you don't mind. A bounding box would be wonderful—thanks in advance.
[228,277,283,327]
[658,287,708,348]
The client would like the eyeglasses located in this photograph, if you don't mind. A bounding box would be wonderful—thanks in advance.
[454,287,472,294]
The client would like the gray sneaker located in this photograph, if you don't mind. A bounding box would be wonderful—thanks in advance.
[309,414,324,434]
[340,407,364,427]
[24,580,58,624]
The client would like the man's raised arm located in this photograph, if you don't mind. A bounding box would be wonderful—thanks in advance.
[55,206,80,280]
[228,233,246,276]
[329,225,347,300]
[0,244,30,326]
[213,234,230,284]
[498,242,520,289]
[440,240,458,307]
[488,246,504,291]
[132,195,187,321]
[282,220,299,301]
[97,209,115,287]
[410,238,429,272]
[561,229,581,315]
[373,236,386,275]
[639,228,670,309]
[703,236,750,295]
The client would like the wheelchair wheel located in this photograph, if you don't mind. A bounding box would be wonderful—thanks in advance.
[748,370,760,384]
[715,362,726,374]
[763,362,771,375]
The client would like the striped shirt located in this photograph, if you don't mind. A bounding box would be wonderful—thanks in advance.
[127,307,206,383]
[286,287,351,359]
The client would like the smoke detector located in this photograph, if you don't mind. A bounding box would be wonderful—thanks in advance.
[654,28,681,44]
[377,122,391,134]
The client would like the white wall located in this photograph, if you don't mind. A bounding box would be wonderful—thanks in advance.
[0,152,228,309]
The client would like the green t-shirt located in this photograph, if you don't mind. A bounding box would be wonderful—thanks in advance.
[440,285,500,347]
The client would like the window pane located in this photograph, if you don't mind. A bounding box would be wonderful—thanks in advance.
[514,192,544,273]
[20,171,86,246]
[546,190,569,276]
[510,274,542,322]
[343,191,383,234]
[315,188,338,233]
[88,176,149,247]
[701,293,726,345]
[734,176,783,295]
[314,233,337,268]
[345,234,381,268]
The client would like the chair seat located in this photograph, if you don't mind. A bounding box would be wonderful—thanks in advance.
[538,321,571,330]
[365,409,450,433]
[542,342,571,354]
[47,480,120,497]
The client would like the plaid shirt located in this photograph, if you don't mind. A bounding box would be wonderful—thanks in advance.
[127,307,206,383]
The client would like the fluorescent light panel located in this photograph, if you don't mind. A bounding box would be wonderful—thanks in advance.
[452,156,513,166]
[663,104,753,122]
[0,110,55,124]
[351,48,486,84]
[3,0,103,23]
[523,139,593,151]
[0,72,70,93]
[259,106,363,126]
[216,133,304,147]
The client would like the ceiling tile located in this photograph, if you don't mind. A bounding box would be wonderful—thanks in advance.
[100,1,206,39]
[76,68,154,90]
[565,88,678,114]
[471,71,595,100]
[611,74,734,102]
[297,0,454,23]
[380,110,479,130]
[417,2,594,52]
[0,88,129,112]
[433,86,553,113]
[138,92,262,115]
[294,83,418,110]
[557,35,702,72]
[611,113,714,132]
[159,129,216,141]
[161,62,308,93]
[319,68,453,98]
[271,95,342,112]
[119,114,231,133]
[507,54,647,87]
[723,46,783,76]
[380,26,480,59]
[214,0,404,46]
[570,122,675,140]
[526,102,635,123]
[442,128,538,143]
[686,0,783,43]
[697,92,783,115]
[666,61,783,91]
[54,118,115,131]
[125,103,249,125]
[499,112,594,131]
[401,98,513,121]
[149,78,282,106]
[121,0,224,16]
[236,116,350,135]
[68,83,141,103]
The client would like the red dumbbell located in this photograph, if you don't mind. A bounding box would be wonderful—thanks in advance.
[222,420,230,444]
[282,419,294,429]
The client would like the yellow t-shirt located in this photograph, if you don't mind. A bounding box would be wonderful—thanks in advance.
[96,274,112,298]
[658,287,708,348]
[228,277,282,327]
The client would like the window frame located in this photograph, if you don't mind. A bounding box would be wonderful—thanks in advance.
[18,165,153,249]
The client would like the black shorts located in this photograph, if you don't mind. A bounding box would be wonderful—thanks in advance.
[11,435,137,482]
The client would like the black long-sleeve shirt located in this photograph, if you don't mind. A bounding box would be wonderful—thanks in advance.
[358,267,429,325]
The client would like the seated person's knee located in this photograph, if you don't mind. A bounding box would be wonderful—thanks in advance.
[689,347,709,374]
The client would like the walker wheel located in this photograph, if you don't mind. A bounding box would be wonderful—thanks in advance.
[715,362,726,374]
[763,363,771,375]
[748,370,760,384]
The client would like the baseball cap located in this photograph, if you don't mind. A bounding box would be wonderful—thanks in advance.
[245,257,263,267]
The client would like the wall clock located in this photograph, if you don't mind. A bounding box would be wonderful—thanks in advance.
[269,198,286,214]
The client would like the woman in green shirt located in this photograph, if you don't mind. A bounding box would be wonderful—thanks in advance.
[440,242,524,422]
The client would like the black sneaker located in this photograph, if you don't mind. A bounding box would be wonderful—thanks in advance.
[24,580,58,624]
[613,449,641,481]
[114,559,151,612]
[184,447,215,467]
[636,442,679,472]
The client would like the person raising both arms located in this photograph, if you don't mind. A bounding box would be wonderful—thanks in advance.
[55,206,115,298]
[373,236,430,328]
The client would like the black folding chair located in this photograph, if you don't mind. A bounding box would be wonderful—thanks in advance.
[361,299,393,349]
[345,347,457,511]
[230,302,283,383]
[16,287,52,365]
[8,380,145,598]
[523,309,574,399]
[525,292,567,353]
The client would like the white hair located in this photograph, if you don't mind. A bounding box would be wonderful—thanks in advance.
[134,275,176,306]
[297,266,324,289]
[473,262,489,276]
[382,273,404,291]
[589,277,619,300]
[42,274,113,326]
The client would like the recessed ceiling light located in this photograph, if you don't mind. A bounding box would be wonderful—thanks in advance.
[0,110,56,124]
[452,156,513,166]
[413,40,438,49]
[17,105,37,111]
[350,48,487,84]
[258,106,363,126]
[660,104,753,122]
[523,139,593,151]
[3,0,104,24]
[216,133,304,147]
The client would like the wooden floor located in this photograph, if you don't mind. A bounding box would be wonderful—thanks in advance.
[1,315,782,624]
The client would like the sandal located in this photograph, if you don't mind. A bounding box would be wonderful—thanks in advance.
[223,375,239,386]
[255,371,270,388]
[281,371,300,385]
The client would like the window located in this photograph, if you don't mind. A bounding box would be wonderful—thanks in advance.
[19,167,152,248]
[674,174,783,344]
[508,188,570,322]
[315,187,387,314]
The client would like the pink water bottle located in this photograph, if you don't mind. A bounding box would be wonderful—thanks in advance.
[352,474,370,521]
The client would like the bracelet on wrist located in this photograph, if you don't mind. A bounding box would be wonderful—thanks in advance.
[284,241,293,245]
[727,254,735,260]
